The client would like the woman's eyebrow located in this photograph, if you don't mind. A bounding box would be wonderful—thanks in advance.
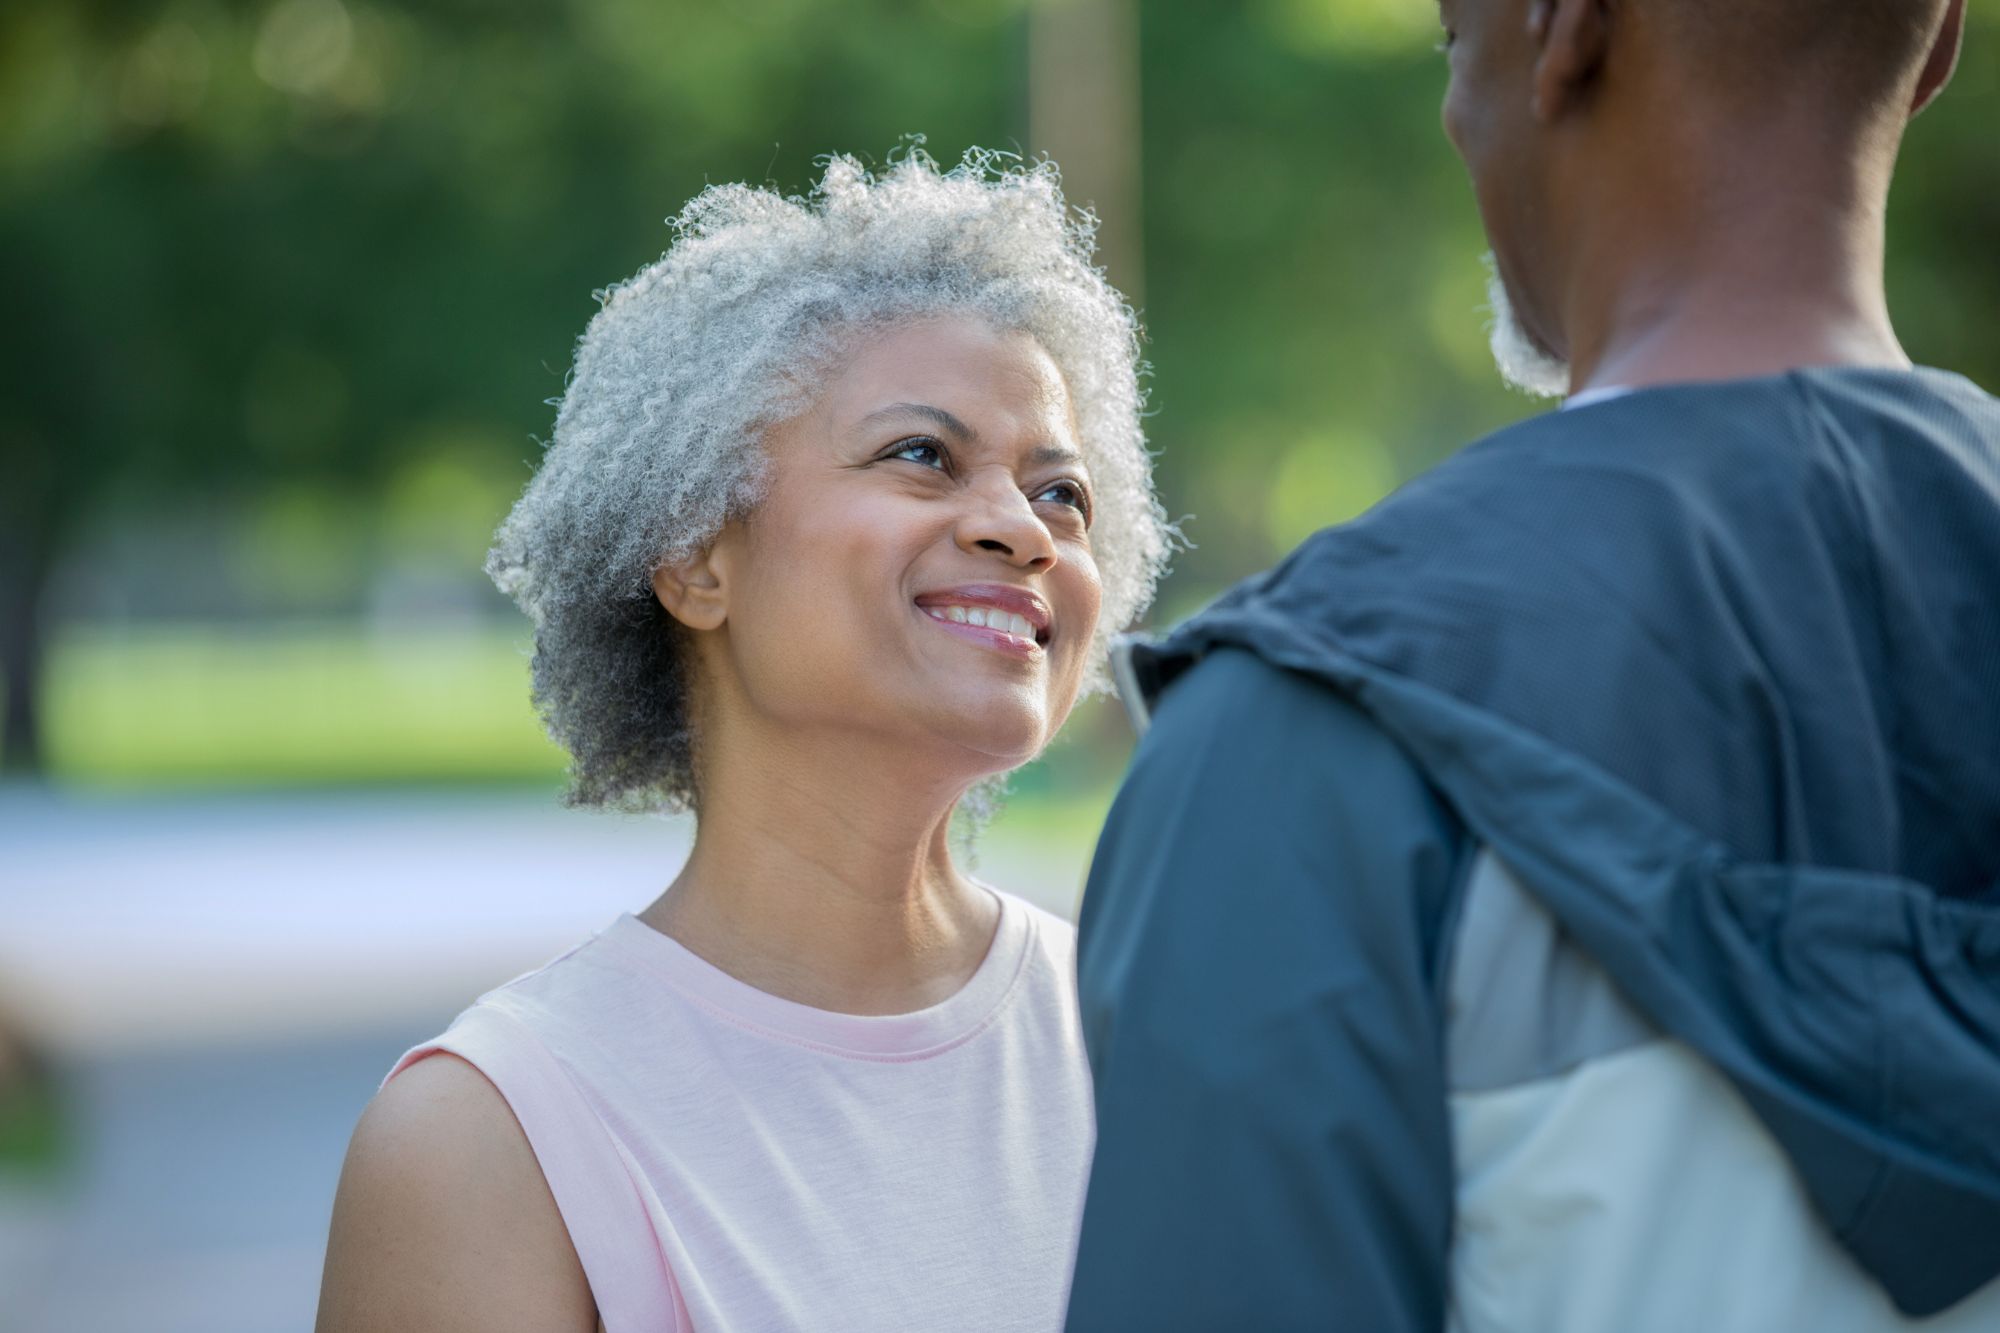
[858,402,978,441]
[859,402,1085,471]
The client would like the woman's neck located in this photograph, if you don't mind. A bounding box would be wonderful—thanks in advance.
[637,723,1001,1016]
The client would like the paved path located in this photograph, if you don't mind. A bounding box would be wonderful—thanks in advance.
[3,1030,426,1333]
[0,786,1088,1333]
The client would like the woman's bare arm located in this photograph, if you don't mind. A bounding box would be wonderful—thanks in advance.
[316,1052,599,1333]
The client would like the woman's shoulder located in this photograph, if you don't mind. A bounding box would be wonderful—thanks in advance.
[464,920,639,1014]
[986,888,1081,1007]
[318,1052,597,1331]
[995,888,1078,953]
[410,917,673,1064]
[341,923,690,1331]
[317,920,659,1328]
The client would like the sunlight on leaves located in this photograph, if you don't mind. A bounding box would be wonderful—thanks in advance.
[1257,0,1442,57]
[1266,428,1400,552]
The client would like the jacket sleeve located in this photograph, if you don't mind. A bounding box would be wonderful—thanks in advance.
[1065,647,1470,1332]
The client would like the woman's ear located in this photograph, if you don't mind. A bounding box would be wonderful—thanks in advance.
[651,540,731,632]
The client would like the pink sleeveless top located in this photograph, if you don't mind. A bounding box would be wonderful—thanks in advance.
[385,889,1094,1332]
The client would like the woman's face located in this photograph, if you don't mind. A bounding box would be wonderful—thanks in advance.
[685,314,1104,779]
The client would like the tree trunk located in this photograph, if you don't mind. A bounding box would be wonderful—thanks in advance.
[0,536,49,778]
[1027,0,1145,304]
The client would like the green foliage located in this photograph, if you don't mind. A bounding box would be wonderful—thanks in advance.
[0,1063,67,1176]
[1134,3,2000,602]
[0,0,1029,540]
[4,0,1996,783]
[47,622,567,786]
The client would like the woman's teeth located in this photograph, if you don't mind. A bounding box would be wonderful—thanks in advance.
[928,606,1039,639]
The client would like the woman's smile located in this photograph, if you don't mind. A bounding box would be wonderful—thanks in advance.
[914,583,1052,661]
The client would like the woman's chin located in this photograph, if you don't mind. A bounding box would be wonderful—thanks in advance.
[921,697,1053,774]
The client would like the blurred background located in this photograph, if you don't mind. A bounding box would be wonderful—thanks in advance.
[1,0,1995,1328]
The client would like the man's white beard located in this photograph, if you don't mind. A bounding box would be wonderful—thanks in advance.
[1484,253,1570,399]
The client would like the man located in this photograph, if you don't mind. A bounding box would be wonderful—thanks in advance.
[1066,2,2000,1330]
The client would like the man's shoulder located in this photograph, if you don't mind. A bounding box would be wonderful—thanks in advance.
[1141,364,2000,724]
[1257,371,1871,596]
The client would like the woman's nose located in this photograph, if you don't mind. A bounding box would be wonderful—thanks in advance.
[954,478,1058,571]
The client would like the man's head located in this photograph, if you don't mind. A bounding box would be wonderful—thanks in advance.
[1438,0,1967,395]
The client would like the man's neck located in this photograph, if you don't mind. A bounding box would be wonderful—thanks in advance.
[1557,121,1911,395]
[1570,263,1908,397]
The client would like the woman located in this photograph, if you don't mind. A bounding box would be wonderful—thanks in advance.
[316,149,1171,1333]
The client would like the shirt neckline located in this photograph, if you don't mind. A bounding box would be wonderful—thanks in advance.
[1563,385,1634,410]
[1561,365,1984,412]
[596,886,1035,1061]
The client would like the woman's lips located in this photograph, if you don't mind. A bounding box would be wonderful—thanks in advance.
[917,605,1045,659]
[912,585,1053,660]
[913,584,1052,639]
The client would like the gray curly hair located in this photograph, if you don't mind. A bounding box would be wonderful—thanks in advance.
[488,147,1173,813]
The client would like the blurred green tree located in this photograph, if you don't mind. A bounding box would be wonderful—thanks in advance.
[0,0,1028,772]
[2,0,1994,775]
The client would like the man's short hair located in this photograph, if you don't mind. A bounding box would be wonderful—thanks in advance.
[1659,0,1949,112]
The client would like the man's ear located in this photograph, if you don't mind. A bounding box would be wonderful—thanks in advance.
[651,539,731,632]
[1911,0,1965,117]
[1529,0,1612,123]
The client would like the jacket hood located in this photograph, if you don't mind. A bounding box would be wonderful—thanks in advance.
[1125,366,2000,1316]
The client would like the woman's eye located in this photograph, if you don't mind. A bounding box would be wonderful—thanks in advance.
[1436,30,1456,54]
[888,437,948,470]
[1035,480,1092,520]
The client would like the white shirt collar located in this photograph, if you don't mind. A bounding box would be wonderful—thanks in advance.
[1563,385,1636,411]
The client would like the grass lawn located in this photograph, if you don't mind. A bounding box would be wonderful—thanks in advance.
[45,621,569,789]
[34,620,1124,847]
